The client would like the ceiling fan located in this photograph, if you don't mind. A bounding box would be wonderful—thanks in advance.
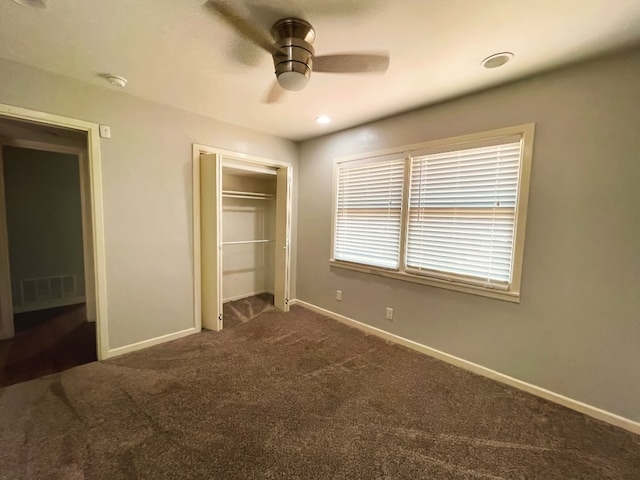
[205,1,390,103]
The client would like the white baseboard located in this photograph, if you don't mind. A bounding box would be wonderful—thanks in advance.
[290,299,640,435]
[13,296,86,314]
[106,327,198,359]
[223,290,272,303]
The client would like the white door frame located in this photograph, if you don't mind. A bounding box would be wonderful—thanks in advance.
[192,144,292,332]
[0,103,108,360]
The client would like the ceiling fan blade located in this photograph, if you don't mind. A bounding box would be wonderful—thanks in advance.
[313,53,390,73]
[204,1,280,55]
[263,80,285,104]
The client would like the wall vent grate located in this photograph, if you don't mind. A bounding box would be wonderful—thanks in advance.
[20,274,76,306]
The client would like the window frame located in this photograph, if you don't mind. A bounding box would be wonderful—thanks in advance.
[330,124,535,303]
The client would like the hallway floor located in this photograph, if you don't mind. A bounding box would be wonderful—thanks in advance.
[0,304,96,387]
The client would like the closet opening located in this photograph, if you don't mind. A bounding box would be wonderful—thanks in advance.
[221,162,277,328]
[194,145,292,333]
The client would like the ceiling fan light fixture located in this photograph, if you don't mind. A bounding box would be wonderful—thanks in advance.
[277,71,310,91]
[482,52,514,69]
[272,18,315,92]
[275,56,312,91]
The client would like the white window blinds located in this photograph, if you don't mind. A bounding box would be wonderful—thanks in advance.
[406,140,522,288]
[334,158,405,269]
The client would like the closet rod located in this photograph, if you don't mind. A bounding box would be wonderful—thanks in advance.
[222,190,275,200]
[222,239,275,246]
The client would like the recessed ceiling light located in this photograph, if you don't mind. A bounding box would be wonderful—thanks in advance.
[315,116,331,124]
[481,52,514,69]
[107,75,128,88]
[11,0,47,8]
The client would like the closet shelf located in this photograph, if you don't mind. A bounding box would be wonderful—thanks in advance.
[222,239,275,246]
[222,190,275,200]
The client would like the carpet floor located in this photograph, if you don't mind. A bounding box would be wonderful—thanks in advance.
[222,293,277,329]
[0,299,638,479]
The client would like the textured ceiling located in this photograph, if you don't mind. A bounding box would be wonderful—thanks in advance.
[1,0,640,141]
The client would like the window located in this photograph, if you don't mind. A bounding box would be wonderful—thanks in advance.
[406,141,521,289]
[331,125,534,301]
[334,157,405,269]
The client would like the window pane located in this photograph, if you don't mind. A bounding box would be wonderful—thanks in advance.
[407,141,522,285]
[334,158,405,269]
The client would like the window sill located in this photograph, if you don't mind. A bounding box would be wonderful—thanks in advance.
[329,259,520,303]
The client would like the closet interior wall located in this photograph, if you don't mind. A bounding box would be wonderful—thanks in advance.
[221,168,276,303]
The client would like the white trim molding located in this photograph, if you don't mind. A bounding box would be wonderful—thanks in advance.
[290,299,640,435]
[106,327,198,358]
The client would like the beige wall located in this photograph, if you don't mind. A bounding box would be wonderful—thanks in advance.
[296,49,640,422]
[0,57,298,350]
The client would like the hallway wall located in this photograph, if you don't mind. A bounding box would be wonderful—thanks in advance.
[3,146,85,311]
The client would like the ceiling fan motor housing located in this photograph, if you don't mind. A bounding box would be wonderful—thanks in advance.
[271,18,315,91]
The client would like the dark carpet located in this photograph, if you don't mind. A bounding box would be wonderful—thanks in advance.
[0,304,96,387]
[0,299,638,479]
[222,293,277,329]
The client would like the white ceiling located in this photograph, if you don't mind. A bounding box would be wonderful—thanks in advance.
[1,0,639,141]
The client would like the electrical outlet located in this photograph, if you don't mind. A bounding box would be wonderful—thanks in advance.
[336,290,342,301]
[385,307,394,321]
